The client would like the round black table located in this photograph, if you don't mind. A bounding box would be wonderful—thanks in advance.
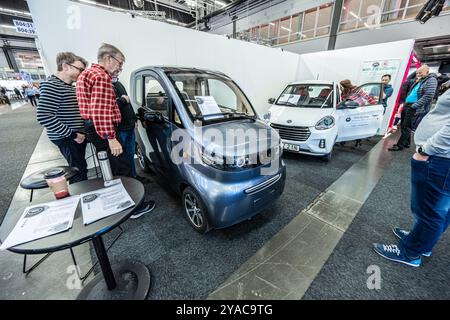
[0,177,150,300]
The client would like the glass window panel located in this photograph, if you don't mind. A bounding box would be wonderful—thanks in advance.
[269,20,280,38]
[339,20,358,31]
[381,0,408,23]
[279,17,291,37]
[277,36,289,45]
[303,7,317,31]
[260,24,269,39]
[341,0,361,22]
[404,0,427,19]
[289,14,303,42]
[315,26,330,37]
[317,3,333,28]
[302,30,315,39]
[360,0,383,18]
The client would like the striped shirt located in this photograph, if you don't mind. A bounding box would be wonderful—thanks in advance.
[36,75,84,141]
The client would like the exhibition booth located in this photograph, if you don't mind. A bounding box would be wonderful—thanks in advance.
[0,0,426,301]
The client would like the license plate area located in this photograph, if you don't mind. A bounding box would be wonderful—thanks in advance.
[283,143,300,152]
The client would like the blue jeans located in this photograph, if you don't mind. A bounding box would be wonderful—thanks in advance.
[118,129,137,178]
[400,156,450,258]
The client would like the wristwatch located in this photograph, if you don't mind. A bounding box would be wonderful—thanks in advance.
[418,146,429,156]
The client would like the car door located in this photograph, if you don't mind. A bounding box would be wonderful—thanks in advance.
[138,72,175,178]
[336,83,384,142]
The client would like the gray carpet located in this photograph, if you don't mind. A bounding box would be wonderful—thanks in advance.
[0,104,42,224]
[303,147,450,300]
[99,138,380,299]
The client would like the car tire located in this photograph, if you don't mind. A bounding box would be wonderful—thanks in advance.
[136,143,151,173]
[182,187,210,234]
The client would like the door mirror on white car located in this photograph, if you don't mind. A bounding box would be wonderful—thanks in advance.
[268,98,276,104]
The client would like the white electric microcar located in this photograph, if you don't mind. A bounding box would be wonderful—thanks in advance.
[265,80,385,161]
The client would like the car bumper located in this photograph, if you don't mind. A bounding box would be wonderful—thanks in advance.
[281,126,337,156]
[185,161,286,229]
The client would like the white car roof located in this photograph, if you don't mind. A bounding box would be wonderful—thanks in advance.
[289,80,335,85]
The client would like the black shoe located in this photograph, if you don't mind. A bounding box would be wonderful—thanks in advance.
[388,145,403,151]
[404,145,410,148]
[130,200,156,219]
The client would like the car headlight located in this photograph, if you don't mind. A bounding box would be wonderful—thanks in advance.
[263,111,271,123]
[315,116,335,130]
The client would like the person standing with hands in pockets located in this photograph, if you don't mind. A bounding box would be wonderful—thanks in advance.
[76,43,131,176]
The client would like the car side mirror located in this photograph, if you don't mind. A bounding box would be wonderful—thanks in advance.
[268,98,275,104]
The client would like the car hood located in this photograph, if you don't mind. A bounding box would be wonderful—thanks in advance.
[269,105,335,127]
[193,119,279,157]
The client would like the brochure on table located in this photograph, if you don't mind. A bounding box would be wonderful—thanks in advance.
[0,195,80,250]
[81,180,135,225]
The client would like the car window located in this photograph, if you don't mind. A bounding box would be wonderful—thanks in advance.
[276,84,333,108]
[347,84,381,107]
[144,75,169,118]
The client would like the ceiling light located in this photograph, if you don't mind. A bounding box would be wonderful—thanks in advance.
[215,0,227,6]
[0,7,32,16]
[349,11,361,21]
[0,24,16,29]
[281,26,291,32]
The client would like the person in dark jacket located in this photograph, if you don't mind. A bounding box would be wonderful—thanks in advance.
[112,77,138,178]
[389,64,438,151]
[112,75,156,219]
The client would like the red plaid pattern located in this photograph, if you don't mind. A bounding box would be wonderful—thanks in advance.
[348,88,378,106]
[76,64,121,139]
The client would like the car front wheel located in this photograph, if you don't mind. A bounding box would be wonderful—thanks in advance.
[182,187,210,234]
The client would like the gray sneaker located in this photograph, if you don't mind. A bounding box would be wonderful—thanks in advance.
[392,227,432,257]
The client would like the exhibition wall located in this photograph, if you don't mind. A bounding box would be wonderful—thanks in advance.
[27,0,300,116]
[295,39,414,131]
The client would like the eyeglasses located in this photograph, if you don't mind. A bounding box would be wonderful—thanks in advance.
[68,64,85,73]
[110,55,124,67]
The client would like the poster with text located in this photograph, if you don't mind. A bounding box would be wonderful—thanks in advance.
[359,60,401,84]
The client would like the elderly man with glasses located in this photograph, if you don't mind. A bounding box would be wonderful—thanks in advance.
[76,43,156,218]
[76,43,130,176]
[36,52,89,182]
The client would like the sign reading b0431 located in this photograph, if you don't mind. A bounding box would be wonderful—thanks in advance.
[13,20,36,35]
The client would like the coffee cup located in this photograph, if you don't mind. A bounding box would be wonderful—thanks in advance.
[44,169,70,199]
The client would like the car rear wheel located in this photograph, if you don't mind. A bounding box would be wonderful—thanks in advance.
[136,144,151,173]
[182,187,210,234]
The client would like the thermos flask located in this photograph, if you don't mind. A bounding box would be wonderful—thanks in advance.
[97,151,113,181]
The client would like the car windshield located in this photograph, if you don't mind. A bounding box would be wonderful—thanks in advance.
[165,71,256,123]
[276,84,333,108]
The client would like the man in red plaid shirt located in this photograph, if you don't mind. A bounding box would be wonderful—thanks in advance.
[77,43,131,176]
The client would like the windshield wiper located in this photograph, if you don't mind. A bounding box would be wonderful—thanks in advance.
[228,112,257,120]
[276,102,298,107]
[194,112,256,122]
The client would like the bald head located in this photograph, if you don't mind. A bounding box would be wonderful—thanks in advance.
[416,64,430,79]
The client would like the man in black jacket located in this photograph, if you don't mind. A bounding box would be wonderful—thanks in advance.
[112,76,156,219]
[113,78,138,177]
[389,65,438,151]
